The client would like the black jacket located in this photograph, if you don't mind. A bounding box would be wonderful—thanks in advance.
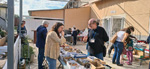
[87,26,109,55]
[72,30,78,37]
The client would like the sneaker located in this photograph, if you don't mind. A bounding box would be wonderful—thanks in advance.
[117,64,123,66]
[125,61,131,65]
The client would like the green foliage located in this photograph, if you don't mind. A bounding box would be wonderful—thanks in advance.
[22,45,34,58]
[0,29,6,37]
[21,37,34,63]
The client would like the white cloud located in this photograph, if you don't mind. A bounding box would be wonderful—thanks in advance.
[14,0,67,15]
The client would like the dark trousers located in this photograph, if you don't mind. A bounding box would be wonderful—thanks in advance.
[73,36,77,45]
[112,41,124,65]
[108,45,114,55]
[38,48,45,69]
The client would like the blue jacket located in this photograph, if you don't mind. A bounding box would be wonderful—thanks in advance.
[17,26,27,34]
[36,25,47,48]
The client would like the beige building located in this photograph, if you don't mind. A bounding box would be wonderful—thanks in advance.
[29,7,91,30]
[29,0,150,39]
[90,0,150,40]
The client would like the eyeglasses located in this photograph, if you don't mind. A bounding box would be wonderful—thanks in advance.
[88,23,95,26]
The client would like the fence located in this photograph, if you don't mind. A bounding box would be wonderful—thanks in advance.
[3,36,21,69]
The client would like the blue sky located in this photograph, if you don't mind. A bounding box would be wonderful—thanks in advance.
[13,0,67,15]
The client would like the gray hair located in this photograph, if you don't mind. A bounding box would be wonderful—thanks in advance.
[42,20,49,25]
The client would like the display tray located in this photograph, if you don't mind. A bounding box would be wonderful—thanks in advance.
[59,45,112,69]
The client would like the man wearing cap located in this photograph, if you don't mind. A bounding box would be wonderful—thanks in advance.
[36,20,49,69]
[83,18,109,60]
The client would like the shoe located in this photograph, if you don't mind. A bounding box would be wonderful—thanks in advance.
[128,63,132,65]
[112,62,116,64]
[117,64,123,66]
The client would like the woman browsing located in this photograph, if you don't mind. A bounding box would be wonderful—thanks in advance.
[45,22,66,69]
[112,26,134,66]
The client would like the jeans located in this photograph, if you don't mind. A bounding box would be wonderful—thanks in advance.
[86,43,90,56]
[95,52,103,60]
[112,41,124,65]
[90,52,103,60]
[87,51,90,56]
[46,57,56,69]
[38,48,45,69]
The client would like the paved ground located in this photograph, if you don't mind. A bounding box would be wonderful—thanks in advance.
[27,41,149,69]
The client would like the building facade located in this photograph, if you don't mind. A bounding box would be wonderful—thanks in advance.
[90,0,150,39]
[29,0,150,40]
[0,3,7,30]
[29,7,90,30]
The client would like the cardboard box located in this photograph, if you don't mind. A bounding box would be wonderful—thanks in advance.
[77,58,89,65]
[87,56,106,65]
[90,61,105,69]
[77,58,91,69]
[94,59,106,65]
[66,60,81,69]
[87,56,98,62]
[137,50,144,56]
[63,57,75,64]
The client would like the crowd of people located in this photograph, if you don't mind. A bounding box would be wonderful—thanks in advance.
[18,18,138,69]
[83,18,136,66]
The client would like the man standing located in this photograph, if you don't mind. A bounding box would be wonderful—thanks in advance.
[36,20,49,69]
[72,27,78,45]
[83,18,109,60]
[17,21,27,37]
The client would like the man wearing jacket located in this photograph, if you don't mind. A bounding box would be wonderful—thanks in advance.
[83,18,109,60]
[72,27,78,45]
[36,20,49,69]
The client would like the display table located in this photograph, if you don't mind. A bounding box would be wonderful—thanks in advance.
[134,43,149,65]
[58,45,112,69]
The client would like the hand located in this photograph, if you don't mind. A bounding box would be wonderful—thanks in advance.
[83,36,88,42]
[135,38,138,41]
[61,31,65,36]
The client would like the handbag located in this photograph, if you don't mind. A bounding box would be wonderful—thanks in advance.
[110,33,117,44]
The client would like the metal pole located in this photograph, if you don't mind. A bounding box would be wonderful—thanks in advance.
[19,0,22,36]
[7,0,14,68]
[19,0,23,68]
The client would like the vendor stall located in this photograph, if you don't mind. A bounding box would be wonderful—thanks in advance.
[58,44,112,69]
[133,42,150,65]
[65,34,84,44]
